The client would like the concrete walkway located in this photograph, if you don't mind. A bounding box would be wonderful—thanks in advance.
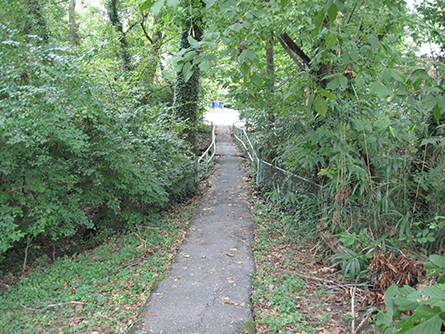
[204,107,243,126]
[134,125,255,334]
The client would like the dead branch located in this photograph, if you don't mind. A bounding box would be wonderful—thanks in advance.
[351,277,358,332]
[353,309,373,334]
[137,225,160,229]
[44,301,84,310]
[133,232,147,247]
[326,283,372,290]
[278,36,304,70]
[318,230,343,254]
[21,304,37,311]
[140,21,154,44]
[296,273,338,285]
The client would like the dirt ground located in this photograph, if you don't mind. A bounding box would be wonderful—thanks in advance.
[247,185,376,334]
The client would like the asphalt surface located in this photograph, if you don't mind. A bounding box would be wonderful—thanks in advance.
[134,125,255,334]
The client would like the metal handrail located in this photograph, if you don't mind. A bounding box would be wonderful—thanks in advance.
[260,160,322,188]
[194,123,216,184]
[232,122,321,188]
[232,122,260,184]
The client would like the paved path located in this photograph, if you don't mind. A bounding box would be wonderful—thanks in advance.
[204,107,243,125]
[134,125,255,334]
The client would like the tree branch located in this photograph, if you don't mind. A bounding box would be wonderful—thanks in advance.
[126,20,140,35]
[140,22,154,44]
[280,32,311,66]
[278,36,304,70]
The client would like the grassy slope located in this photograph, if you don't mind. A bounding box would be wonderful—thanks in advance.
[0,201,197,334]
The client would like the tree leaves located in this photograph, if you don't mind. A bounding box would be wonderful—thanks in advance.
[206,0,218,9]
[151,0,165,15]
[166,0,179,9]
[250,73,263,87]
[327,3,339,22]
[220,0,237,11]
[182,62,194,83]
[433,103,443,122]
[280,0,289,9]
[314,94,328,116]
[140,0,155,11]
[370,82,391,99]
[239,49,256,63]
[140,0,178,14]
[368,35,380,49]
[240,62,251,77]
[378,256,445,333]
[326,75,348,90]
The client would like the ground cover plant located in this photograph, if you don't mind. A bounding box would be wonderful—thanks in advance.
[0,199,196,333]
[250,197,376,334]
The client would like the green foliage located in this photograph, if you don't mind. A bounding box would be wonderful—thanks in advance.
[417,0,445,56]
[0,210,193,333]
[173,9,205,152]
[251,201,313,333]
[220,0,445,259]
[330,230,388,280]
[376,254,445,333]
[0,28,193,260]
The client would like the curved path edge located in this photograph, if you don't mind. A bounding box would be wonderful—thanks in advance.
[133,125,255,334]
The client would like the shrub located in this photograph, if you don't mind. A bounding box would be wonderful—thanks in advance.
[0,28,193,261]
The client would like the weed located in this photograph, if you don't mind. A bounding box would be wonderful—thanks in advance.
[0,202,195,333]
[237,320,256,334]
[251,199,318,333]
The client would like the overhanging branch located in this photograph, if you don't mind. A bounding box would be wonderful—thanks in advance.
[280,32,311,67]
[278,36,304,70]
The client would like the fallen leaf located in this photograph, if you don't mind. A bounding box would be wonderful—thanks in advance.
[316,329,331,334]
[318,267,336,274]
[224,300,239,306]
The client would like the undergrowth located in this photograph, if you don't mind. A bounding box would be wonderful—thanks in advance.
[0,201,196,333]
[251,199,319,334]
[250,198,377,334]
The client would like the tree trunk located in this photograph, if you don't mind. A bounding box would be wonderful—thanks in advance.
[68,0,80,46]
[140,15,164,85]
[173,16,204,154]
[266,31,275,123]
[24,0,49,43]
[106,0,132,71]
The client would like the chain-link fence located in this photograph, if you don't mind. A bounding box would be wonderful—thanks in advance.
[233,122,324,214]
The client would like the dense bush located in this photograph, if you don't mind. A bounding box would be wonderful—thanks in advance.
[0,28,194,261]
[226,1,445,256]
